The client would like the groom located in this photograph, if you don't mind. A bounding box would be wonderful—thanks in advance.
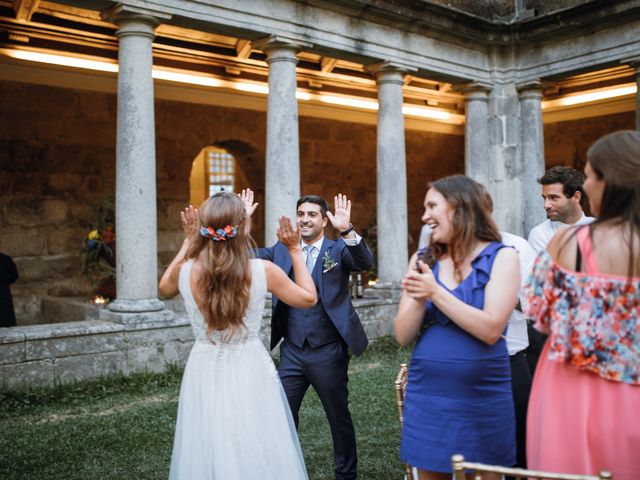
[247,191,373,480]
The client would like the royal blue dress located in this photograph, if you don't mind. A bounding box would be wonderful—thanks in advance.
[400,242,515,472]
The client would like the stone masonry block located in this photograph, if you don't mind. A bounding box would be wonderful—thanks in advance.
[26,331,125,361]
[124,325,194,349]
[46,226,85,256]
[127,340,193,373]
[43,199,69,224]
[0,329,26,365]
[3,198,46,227]
[0,359,55,389]
[0,227,45,256]
[54,350,127,384]
[16,255,82,282]
[489,117,504,145]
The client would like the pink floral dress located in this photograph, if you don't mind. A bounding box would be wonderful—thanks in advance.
[524,232,639,480]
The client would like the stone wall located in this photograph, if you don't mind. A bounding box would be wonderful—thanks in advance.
[0,293,398,390]
[0,80,463,325]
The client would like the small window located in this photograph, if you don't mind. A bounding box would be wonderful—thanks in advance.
[207,148,235,195]
[190,146,236,206]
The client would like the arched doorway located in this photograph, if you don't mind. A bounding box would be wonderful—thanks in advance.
[189,146,237,207]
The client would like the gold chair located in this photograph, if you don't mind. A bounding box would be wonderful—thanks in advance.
[395,363,414,480]
[451,454,612,480]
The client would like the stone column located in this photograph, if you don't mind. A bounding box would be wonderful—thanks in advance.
[630,59,640,131]
[101,6,171,319]
[368,62,410,285]
[253,36,311,245]
[462,82,492,186]
[518,81,546,236]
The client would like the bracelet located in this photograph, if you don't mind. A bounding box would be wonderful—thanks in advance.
[339,223,354,236]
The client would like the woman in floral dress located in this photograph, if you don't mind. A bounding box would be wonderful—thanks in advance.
[525,130,640,479]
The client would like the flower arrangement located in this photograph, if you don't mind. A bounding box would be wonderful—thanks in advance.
[82,199,116,300]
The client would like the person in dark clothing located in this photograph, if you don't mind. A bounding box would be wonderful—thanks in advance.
[0,253,18,327]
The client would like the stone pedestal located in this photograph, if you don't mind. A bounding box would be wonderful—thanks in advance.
[462,82,492,186]
[253,36,311,245]
[630,58,640,131]
[518,81,546,236]
[369,62,411,285]
[102,6,170,315]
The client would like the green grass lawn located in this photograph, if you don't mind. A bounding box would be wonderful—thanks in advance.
[0,336,411,480]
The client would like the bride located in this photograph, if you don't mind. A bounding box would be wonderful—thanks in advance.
[159,192,316,479]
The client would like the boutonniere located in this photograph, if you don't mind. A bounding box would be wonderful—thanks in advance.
[322,251,337,273]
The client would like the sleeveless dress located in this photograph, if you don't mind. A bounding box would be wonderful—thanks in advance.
[525,228,640,479]
[400,242,516,472]
[169,259,308,480]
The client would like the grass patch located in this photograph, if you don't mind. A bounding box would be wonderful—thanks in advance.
[0,336,411,479]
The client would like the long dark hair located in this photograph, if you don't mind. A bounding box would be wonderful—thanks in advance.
[185,192,255,335]
[426,175,501,282]
[586,130,640,278]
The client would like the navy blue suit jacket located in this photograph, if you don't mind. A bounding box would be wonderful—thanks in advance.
[256,237,373,355]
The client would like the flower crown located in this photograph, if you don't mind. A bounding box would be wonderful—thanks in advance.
[199,225,239,241]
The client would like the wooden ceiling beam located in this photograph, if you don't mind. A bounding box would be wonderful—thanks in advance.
[13,0,40,22]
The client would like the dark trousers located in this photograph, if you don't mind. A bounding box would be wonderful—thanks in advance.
[526,322,548,375]
[278,339,357,480]
[509,350,533,470]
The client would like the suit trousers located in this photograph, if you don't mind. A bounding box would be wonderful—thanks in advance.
[278,339,357,480]
[509,350,533,470]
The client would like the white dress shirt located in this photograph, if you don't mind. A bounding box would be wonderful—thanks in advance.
[302,234,362,270]
[527,213,595,254]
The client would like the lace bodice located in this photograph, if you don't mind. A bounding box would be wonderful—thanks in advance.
[179,258,267,344]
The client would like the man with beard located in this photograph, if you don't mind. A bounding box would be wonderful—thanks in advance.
[528,166,594,254]
[246,190,373,480]
[526,166,594,374]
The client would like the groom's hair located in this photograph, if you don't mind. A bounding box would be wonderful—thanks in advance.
[297,195,329,218]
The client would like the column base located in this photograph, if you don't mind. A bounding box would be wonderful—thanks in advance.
[365,282,403,301]
[100,307,175,326]
[108,298,165,313]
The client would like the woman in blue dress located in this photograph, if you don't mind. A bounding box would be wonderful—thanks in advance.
[395,175,520,479]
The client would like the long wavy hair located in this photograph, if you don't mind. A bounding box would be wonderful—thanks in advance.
[425,175,501,282]
[586,130,640,278]
[185,192,254,335]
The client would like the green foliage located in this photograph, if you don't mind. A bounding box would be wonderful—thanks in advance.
[0,338,411,479]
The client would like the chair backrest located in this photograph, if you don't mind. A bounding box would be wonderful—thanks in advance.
[394,362,408,425]
[451,454,612,480]
[395,363,413,480]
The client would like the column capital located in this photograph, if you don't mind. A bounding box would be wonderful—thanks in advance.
[252,35,312,54]
[101,4,171,37]
[623,57,640,71]
[366,61,416,83]
[516,79,545,99]
[457,81,493,101]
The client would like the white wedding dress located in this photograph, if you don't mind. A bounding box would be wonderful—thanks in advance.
[169,259,308,480]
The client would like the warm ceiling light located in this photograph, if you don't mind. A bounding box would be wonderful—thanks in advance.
[232,82,269,94]
[4,49,118,72]
[152,69,222,88]
[402,105,452,121]
[542,84,637,109]
[318,95,379,110]
[2,48,462,122]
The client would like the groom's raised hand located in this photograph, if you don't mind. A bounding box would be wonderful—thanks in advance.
[326,193,353,237]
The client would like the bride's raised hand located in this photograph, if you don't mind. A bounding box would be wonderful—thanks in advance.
[276,215,301,251]
[180,205,200,239]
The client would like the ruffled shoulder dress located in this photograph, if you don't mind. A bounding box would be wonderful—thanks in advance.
[524,228,640,480]
[400,242,516,472]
